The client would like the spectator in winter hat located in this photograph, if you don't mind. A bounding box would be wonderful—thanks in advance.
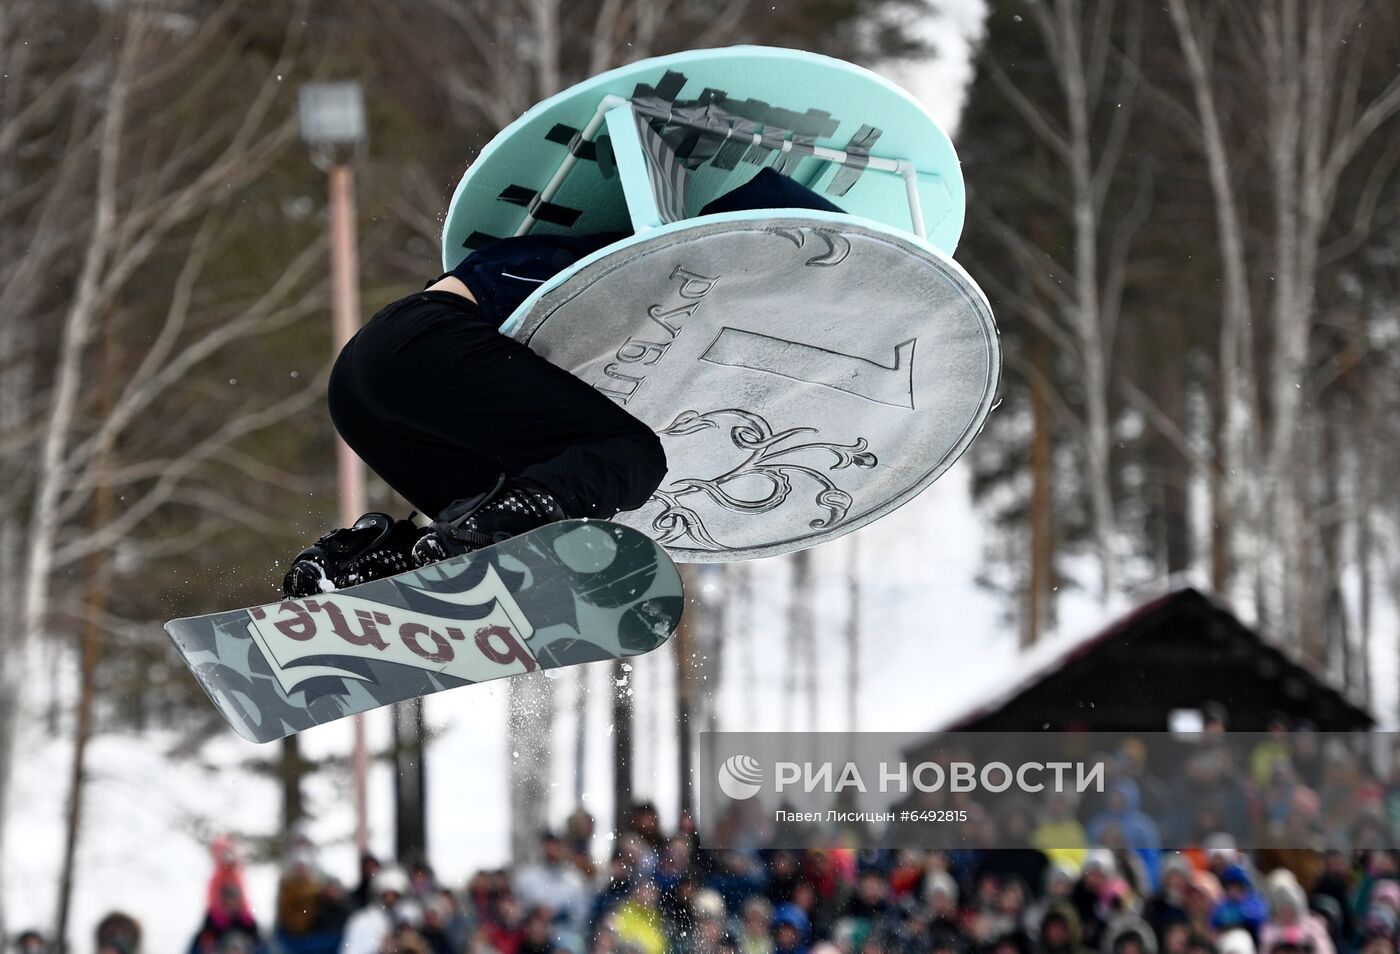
[1158,921,1191,954]
[1037,902,1094,954]
[94,912,141,954]
[1361,917,1400,954]
[1203,835,1242,875]
[1250,716,1293,789]
[1354,851,1400,920]
[1028,864,1080,933]
[772,904,810,954]
[1033,792,1090,874]
[681,890,730,954]
[791,880,834,946]
[629,801,664,853]
[739,897,776,954]
[1211,866,1269,942]
[841,869,892,923]
[1259,871,1334,954]
[313,878,352,937]
[12,931,46,954]
[925,869,959,909]
[1089,779,1163,886]
[340,866,411,954]
[610,879,667,954]
[514,904,556,954]
[707,851,766,915]
[563,808,597,880]
[417,893,460,954]
[1257,795,1326,892]
[515,829,589,935]
[978,804,1050,894]
[1184,871,1223,938]
[275,853,324,937]
[1073,851,1117,947]
[1102,908,1159,954]
[889,849,926,900]
[1370,879,1400,916]
[1307,895,1346,954]
[974,875,1029,941]
[1106,926,1157,954]
[1217,929,1257,954]
[1311,851,1356,941]
[482,892,528,954]
[1145,854,1192,939]
[352,853,381,910]
[188,880,260,954]
[766,851,803,906]
[692,888,727,922]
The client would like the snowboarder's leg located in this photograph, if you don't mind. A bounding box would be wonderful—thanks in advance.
[329,290,666,521]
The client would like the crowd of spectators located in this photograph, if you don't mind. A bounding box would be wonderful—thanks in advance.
[13,721,1400,954]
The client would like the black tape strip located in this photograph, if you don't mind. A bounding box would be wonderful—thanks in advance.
[827,124,882,197]
[653,70,686,100]
[531,202,583,227]
[463,230,502,251]
[773,133,818,175]
[743,145,773,167]
[498,184,536,206]
[497,184,585,228]
[702,94,840,140]
[713,138,747,171]
[545,123,600,161]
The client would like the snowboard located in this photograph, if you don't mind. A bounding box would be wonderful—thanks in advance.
[165,520,684,743]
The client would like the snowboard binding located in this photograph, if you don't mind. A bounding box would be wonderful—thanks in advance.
[281,512,426,598]
[412,475,567,566]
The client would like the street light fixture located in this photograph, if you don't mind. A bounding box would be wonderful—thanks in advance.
[299,79,370,856]
[299,81,367,165]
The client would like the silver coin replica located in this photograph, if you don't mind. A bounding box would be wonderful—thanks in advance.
[509,215,1000,563]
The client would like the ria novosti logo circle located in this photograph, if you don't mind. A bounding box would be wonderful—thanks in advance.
[717,755,764,800]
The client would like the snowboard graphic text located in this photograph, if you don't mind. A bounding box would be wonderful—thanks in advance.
[245,565,538,694]
[166,521,683,742]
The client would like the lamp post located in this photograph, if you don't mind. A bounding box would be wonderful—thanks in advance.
[299,81,370,854]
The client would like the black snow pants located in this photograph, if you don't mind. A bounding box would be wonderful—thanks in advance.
[328,167,845,522]
[327,290,667,520]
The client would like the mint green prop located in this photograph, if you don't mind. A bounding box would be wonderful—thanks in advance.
[441,46,966,263]
[440,46,997,563]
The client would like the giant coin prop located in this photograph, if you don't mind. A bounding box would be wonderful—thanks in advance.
[443,46,999,562]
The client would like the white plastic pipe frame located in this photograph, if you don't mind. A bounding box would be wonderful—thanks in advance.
[514,93,929,240]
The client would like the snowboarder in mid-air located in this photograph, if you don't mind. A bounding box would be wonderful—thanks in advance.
[281,168,844,598]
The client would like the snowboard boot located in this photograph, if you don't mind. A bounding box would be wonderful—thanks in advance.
[282,512,427,598]
[411,475,567,567]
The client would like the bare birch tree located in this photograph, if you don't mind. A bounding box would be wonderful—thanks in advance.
[978,0,1146,600]
[0,1,334,929]
[1164,0,1400,652]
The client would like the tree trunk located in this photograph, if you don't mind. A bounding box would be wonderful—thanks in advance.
[280,736,306,833]
[1027,332,1055,646]
[1058,0,1118,599]
[53,311,121,951]
[845,536,861,733]
[785,550,814,730]
[393,699,428,863]
[573,667,588,805]
[673,566,697,819]
[1167,0,1257,603]
[9,22,138,912]
[611,658,633,833]
[508,672,553,864]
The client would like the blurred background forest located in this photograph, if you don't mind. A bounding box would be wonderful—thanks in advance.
[1,0,1399,946]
